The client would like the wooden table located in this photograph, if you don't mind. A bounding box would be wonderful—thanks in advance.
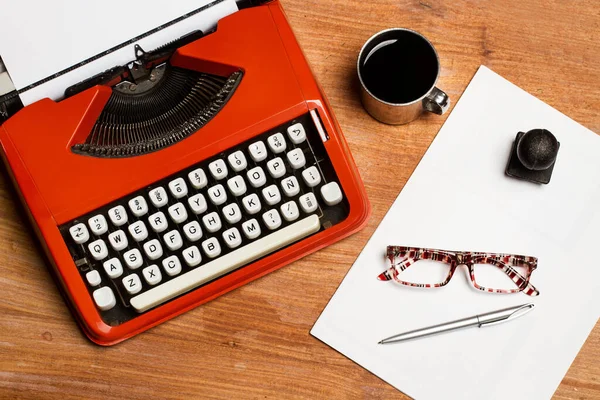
[1,1,598,398]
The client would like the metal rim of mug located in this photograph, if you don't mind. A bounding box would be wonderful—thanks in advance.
[357,28,441,107]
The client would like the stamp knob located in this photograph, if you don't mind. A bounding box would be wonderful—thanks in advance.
[516,129,559,171]
[505,129,560,184]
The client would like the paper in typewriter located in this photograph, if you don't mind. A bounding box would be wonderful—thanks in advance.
[311,66,600,400]
[0,0,238,105]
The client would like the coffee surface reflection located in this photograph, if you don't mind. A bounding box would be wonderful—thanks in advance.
[360,32,438,104]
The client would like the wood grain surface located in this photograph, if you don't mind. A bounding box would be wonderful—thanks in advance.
[1,0,599,399]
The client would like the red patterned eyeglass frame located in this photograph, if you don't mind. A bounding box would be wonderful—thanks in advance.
[378,246,540,296]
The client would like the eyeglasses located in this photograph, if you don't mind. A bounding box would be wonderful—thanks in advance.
[378,246,539,296]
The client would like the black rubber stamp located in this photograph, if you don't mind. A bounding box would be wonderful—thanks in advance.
[505,129,560,184]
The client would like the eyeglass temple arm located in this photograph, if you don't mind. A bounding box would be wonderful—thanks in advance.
[509,258,540,296]
[521,281,540,296]
[487,258,540,297]
[378,257,416,281]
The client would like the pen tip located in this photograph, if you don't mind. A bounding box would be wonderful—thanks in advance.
[378,340,383,344]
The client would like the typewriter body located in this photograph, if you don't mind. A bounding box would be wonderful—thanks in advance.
[0,0,370,345]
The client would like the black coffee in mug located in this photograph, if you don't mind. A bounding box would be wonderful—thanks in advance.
[359,30,439,104]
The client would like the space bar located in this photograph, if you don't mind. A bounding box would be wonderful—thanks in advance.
[130,215,321,313]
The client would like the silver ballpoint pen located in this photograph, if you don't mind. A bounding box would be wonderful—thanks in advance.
[378,303,535,344]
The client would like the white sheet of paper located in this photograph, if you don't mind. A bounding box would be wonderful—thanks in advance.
[0,0,238,105]
[311,66,600,400]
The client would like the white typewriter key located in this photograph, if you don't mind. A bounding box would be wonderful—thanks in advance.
[241,219,261,239]
[248,141,267,162]
[108,205,128,227]
[222,227,242,249]
[182,245,202,267]
[86,270,101,287]
[287,123,307,144]
[228,151,248,172]
[163,230,183,251]
[247,166,267,188]
[299,193,318,213]
[108,230,128,251]
[227,175,247,197]
[168,178,188,199]
[69,223,89,244]
[222,203,242,224]
[130,216,322,313]
[162,255,182,277]
[149,187,168,208]
[122,274,142,295]
[201,237,222,258]
[209,159,228,180]
[188,168,208,189]
[207,184,228,206]
[262,184,281,206]
[262,209,282,230]
[242,193,261,215]
[168,202,188,224]
[143,239,163,261]
[281,201,300,222]
[148,211,168,233]
[302,166,321,188]
[183,221,202,242]
[188,193,208,214]
[103,257,123,279]
[266,157,286,178]
[93,287,116,311]
[88,214,108,236]
[281,176,300,197]
[142,265,162,286]
[128,196,148,217]
[128,221,149,242]
[286,148,306,170]
[124,248,143,269]
[88,239,108,260]
[320,182,343,206]
[202,212,222,233]
[267,132,287,154]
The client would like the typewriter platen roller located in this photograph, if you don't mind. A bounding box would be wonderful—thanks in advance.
[0,1,370,345]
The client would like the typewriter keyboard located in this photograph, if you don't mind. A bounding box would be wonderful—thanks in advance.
[60,112,349,325]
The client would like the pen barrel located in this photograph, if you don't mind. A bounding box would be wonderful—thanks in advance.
[383,316,479,343]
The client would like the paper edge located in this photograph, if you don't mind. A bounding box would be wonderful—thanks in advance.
[310,64,600,399]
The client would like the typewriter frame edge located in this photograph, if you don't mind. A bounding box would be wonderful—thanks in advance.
[0,1,371,346]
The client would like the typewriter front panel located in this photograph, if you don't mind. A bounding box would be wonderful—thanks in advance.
[0,1,370,345]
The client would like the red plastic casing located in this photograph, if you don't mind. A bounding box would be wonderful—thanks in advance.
[0,1,370,345]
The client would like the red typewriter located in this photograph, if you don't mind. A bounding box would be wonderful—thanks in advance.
[0,0,370,345]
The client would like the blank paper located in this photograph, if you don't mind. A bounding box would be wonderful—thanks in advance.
[311,66,600,400]
[0,0,237,105]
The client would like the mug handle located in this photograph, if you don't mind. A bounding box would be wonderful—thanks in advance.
[423,87,450,115]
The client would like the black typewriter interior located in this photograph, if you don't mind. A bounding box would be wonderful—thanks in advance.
[72,63,243,158]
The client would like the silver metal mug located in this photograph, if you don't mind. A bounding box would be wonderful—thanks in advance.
[357,28,450,125]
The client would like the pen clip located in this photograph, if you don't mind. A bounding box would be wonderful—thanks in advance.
[479,304,535,327]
